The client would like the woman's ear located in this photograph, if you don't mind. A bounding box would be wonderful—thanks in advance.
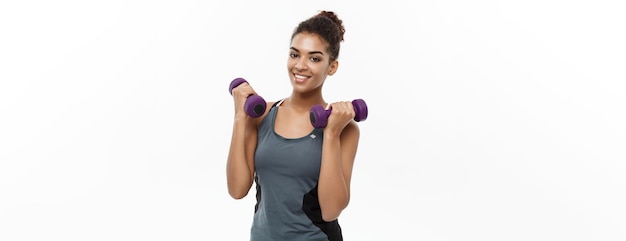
[328,60,339,76]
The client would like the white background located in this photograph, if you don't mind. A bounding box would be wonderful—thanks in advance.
[1,0,625,240]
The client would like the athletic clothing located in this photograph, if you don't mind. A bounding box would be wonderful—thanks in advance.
[250,100,343,241]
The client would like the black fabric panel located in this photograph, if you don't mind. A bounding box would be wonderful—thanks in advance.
[302,185,343,241]
[255,175,261,213]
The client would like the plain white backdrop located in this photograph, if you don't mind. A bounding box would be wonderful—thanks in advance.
[1,0,625,240]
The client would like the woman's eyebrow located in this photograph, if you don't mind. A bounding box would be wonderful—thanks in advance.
[290,47,324,55]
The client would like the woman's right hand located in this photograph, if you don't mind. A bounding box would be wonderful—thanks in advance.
[230,82,257,119]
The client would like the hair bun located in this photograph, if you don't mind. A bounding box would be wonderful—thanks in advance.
[317,10,345,41]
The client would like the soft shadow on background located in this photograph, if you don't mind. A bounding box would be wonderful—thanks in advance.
[1,0,624,240]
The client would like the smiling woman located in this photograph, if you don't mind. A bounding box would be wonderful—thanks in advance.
[226,10,360,241]
[2,1,625,240]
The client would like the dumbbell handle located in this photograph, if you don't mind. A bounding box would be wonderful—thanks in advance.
[229,78,266,118]
[309,99,368,128]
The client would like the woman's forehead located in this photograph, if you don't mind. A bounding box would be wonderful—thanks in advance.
[290,33,329,53]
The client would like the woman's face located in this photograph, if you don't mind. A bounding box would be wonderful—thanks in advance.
[287,32,338,93]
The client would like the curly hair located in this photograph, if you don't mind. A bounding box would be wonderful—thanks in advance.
[291,10,346,62]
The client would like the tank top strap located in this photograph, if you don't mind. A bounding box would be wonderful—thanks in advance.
[258,99,284,135]
[272,98,285,108]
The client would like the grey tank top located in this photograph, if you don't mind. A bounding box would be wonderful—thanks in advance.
[251,101,343,241]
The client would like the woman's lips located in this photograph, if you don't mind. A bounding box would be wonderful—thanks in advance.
[294,74,310,83]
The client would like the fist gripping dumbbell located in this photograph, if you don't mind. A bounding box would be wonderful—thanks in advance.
[229,77,266,118]
[309,99,368,128]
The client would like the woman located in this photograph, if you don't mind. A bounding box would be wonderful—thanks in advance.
[227,10,360,241]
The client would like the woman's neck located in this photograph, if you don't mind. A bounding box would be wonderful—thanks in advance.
[284,92,326,113]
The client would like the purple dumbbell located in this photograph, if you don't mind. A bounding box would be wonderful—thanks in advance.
[309,99,368,128]
[229,77,266,118]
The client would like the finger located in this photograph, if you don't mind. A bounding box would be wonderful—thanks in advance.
[233,84,256,97]
[232,82,249,93]
[339,101,355,117]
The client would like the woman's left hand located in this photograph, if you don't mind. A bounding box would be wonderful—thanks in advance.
[324,101,355,136]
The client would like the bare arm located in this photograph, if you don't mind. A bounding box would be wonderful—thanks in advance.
[317,101,361,221]
[226,114,257,199]
[226,82,270,199]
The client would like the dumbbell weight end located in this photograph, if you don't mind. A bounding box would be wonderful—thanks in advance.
[229,77,266,118]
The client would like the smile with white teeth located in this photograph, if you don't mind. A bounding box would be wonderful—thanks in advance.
[294,74,310,82]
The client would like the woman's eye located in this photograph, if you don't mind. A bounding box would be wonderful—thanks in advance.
[310,57,321,62]
[289,53,298,58]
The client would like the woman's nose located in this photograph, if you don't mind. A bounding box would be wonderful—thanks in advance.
[295,58,307,70]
